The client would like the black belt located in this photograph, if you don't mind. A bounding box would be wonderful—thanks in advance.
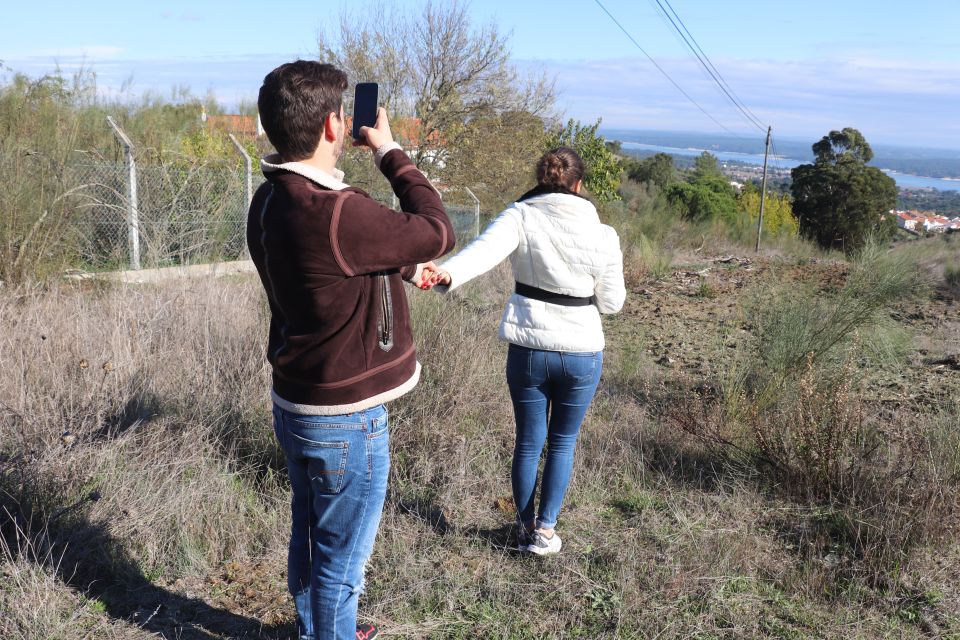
[514,282,593,307]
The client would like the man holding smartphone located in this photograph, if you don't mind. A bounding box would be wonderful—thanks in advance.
[248,60,455,640]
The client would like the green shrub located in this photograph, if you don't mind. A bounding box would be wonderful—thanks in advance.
[676,241,947,579]
[946,260,960,288]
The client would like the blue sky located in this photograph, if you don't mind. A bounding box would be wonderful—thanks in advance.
[3,0,959,149]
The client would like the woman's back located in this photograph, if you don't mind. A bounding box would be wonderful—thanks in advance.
[429,146,625,351]
[510,192,621,301]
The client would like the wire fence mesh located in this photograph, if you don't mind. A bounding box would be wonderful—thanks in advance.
[55,158,481,273]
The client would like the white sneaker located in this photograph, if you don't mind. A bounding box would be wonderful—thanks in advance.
[524,529,562,555]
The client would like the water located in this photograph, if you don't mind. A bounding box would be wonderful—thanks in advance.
[879,171,960,192]
[620,142,960,192]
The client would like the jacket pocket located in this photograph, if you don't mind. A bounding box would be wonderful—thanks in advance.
[376,273,394,352]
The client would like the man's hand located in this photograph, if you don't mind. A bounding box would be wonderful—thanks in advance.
[418,262,451,289]
[355,107,394,151]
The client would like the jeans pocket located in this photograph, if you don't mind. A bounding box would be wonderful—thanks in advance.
[506,345,532,385]
[561,351,599,384]
[290,433,350,495]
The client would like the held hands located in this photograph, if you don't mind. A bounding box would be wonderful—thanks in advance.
[354,107,394,151]
[417,262,451,290]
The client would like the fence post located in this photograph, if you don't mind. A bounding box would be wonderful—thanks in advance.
[228,134,253,207]
[107,116,140,270]
[463,187,480,238]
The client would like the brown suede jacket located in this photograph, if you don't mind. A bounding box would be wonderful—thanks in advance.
[246,148,455,414]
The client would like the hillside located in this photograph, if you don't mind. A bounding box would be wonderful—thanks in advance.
[2,235,958,638]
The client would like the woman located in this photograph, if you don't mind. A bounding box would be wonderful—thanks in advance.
[423,147,625,554]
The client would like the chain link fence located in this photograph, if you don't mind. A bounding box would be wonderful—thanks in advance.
[58,158,480,273]
[62,158,250,270]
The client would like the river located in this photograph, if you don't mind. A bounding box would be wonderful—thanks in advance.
[619,142,960,192]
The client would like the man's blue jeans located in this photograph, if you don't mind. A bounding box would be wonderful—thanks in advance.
[506,344,603,530]
[273,403,390,640]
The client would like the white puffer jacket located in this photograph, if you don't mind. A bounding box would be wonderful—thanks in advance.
[439,192,625,352]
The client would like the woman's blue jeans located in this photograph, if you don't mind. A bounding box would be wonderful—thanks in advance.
[506,344,603,530]
[273,403,390,640]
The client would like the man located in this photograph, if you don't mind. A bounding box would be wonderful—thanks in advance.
[247,60,455,640]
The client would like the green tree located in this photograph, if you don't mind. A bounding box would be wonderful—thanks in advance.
[549,119,622,203]
[444,108,550,210]
[811,127,873,164]
[664,152,738,223]
[790,128,897,251]
[691,151,721,180]
[627,152,676,189]
[665,179,738,224]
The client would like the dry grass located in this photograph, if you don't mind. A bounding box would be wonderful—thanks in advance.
[0,251,958,637]
[0,277,286,639]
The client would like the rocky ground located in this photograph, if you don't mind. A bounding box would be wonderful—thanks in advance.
[609,252,960,407]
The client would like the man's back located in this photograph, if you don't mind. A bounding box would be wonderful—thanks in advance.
[247,151,454,413]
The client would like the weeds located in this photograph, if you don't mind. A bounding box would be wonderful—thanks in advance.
[0,241,957,636]
[671,241,954,582]
[946,260,960,289]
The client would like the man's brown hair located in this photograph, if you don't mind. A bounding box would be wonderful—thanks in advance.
[258,60,348,161]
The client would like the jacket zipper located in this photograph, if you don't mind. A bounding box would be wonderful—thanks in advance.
[377,273,394,352]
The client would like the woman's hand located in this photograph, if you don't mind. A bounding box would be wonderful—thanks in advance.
[419,263,451,289]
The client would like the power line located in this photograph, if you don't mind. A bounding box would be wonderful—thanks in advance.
[654,0,767,132]
[770,136,788,174]
[769,136,795,191]
[592,0,746,137]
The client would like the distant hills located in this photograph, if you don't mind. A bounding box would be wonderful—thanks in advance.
[602,129,960,179]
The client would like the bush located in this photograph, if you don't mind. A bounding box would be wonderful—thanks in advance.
[0,70,253,283]
[946,260,960,289]
[675,242,949,580]
[750,240,926,383]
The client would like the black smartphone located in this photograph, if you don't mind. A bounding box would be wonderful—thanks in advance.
[352,82,379,140]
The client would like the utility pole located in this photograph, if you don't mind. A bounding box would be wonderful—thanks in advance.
[755,126,772,253]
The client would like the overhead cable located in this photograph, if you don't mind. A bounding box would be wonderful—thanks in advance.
[592,0,748,138]
[653,0,768,132]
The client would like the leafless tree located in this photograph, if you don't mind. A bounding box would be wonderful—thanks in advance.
[319,0,556,175]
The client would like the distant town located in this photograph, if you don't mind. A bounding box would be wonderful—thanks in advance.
[891,210,960,234]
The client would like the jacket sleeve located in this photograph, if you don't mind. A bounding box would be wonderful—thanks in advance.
[437,206,522,292]
[594,226,626,314]
[332,148,455,276]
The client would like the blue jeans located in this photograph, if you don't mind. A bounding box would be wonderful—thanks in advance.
[273,403,390,640]
[506,344,603,530]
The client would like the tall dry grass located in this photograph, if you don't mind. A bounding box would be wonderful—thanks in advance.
[1,256,957,637]
[0,277,286,638]
[670,241,958,583]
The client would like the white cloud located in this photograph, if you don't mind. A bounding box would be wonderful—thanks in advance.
[523,54,960,148]
[2,49,957,150]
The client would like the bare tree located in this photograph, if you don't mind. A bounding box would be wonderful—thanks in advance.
[318,0,556,176]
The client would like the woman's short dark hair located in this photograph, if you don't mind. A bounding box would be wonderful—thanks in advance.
[258,61,348,161]
[536,147,585,192]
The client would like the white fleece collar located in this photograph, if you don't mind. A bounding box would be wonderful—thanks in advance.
[260,153,349,191]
